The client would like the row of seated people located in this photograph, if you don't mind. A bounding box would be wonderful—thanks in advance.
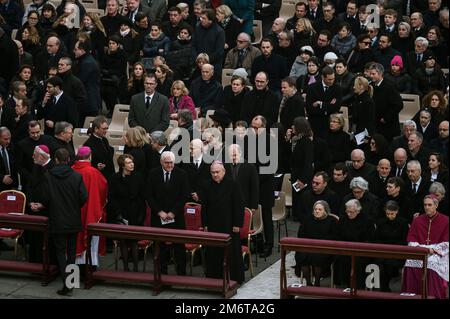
[294,194,447,299]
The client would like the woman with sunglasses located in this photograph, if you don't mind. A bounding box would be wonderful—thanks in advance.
[347,34,374,74]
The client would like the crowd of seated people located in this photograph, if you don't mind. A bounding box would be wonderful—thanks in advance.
[0,0,448,297]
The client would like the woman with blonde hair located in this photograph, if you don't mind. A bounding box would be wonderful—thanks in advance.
[123,127,148,176]
[350,76,376,135]
[215,4,241,51]
[21,25,41,57]
[77,12,107,60]
[169,80,196,120]
[293,18,316,50]
[155,64,174,98]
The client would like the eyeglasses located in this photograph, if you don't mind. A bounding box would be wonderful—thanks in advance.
[362,41,371,45]
[236,40,247,43]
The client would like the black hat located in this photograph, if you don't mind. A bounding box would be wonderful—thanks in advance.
[424,53,436,61]
[120,17,134,29]
[209,109,232,126]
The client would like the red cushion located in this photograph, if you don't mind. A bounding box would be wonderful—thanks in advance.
[185,243,200,251]
[138,240,151,248]
[0,229,22,238]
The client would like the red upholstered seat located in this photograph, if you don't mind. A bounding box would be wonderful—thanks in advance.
[185,243,200,251]
[0,190,27,259]
[0,229,22,238]
[183,202,204,275]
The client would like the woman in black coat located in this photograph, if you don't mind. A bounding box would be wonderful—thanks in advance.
[123,127,148,178]
[101,35,127,115]
[216,5,242,56]
[296,57,321,94]
[347,34,375,74]
[166,26,195,82]
[155,64,174,98]
[350,76,376,135]
[107,154,146,272]
[334,199,375,288]
[122,62,145,104]
[412,57,447,97]
[391,22,414,58]
[295,200,338,286]
[325,113,353,165]
[375,200,409,292]
[289,117,314,223]
[222,75,248,124]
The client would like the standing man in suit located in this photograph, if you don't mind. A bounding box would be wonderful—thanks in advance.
[406,160,432,221]
[0,127,17,191]
[83,116,115,179]
[147,151,190,275]
[38,76,78,136]
[225,144,259,212]
[305,66,342,138]
[16,121,54,193]
[368,63,403,142]
[128,74,169,134]
[179,138,210,203]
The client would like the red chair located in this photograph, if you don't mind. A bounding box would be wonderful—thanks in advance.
[0,190,26,258]
[241,207,254,277]
[183,202,204,275]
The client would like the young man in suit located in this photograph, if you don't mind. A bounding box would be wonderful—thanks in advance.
[147,151,190,275]
[305,66,342,139]
[367,62,403,142]
[128,73,170,134]
[39,76,78,136]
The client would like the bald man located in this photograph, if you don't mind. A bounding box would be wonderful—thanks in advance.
[35,36,67,80]
[368,158,392,198]
[200,160,245,283]
[189,63,222,116]
[348,149,376,181]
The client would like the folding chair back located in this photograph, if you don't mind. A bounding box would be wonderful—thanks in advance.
[399,94,420,123]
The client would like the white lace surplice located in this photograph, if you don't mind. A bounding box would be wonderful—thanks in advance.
[405,241,449,282]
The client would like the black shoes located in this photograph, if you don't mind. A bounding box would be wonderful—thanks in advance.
[57,286,73,296]
[259,247,272,258]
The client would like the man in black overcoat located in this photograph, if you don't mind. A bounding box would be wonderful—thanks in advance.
[147,151,190,275]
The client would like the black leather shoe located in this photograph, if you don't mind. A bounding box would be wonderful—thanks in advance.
[259,247,272,258]
[57,287,73,296]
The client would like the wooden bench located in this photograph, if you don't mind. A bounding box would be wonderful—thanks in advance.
[280,238,430,299]
[0,214,58,286]
[85,223,238,298]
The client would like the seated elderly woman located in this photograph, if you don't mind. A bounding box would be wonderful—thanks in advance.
[294,200,338,286]
[334,199,376,288]
[340,177,380,221]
